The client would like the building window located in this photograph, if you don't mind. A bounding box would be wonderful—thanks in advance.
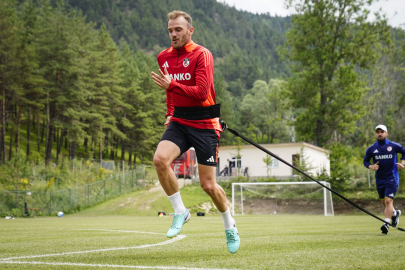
[267,157,279,168]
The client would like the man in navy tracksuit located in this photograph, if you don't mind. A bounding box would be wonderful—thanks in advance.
[364,125,405,234]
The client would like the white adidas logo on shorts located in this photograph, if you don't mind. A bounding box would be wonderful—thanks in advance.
[207,156,215,162]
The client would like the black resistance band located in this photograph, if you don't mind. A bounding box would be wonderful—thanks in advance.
[221,120,405,232]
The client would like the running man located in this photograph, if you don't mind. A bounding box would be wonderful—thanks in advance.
[151,10,240,253]
[363,124,405,234]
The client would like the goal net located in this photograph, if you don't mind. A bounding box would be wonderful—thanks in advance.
[232,182,334,216]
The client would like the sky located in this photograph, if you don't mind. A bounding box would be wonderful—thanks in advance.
[220,0,405,28]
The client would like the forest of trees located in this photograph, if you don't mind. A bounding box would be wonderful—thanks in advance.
[1,0,405,190]
[0,0,167,166]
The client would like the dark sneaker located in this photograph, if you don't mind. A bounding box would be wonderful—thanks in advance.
[392,210,401,227]
[381,223,389,235]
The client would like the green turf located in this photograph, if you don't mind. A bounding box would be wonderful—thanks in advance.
[0,214,404,269]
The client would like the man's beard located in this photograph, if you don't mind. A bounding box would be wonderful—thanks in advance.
[173,30,190,49]
[377,136,385,141]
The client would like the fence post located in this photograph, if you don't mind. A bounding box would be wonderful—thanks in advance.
[87,185,90,205]
[69,188,72,206]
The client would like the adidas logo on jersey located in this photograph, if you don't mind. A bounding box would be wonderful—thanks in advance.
[389,193,394,197]
[207,156,215,162]
[373,149,379,153]
[162,61,169,68]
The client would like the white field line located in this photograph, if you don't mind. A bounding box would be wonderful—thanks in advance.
[82,229,164,235]
[0,235,186,261]
[0,261,241,270]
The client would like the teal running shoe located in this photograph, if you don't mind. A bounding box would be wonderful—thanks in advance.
[167,209,190,238]
[225,224,240,253]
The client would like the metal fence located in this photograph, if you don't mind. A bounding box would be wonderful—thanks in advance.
[0,169,147,217]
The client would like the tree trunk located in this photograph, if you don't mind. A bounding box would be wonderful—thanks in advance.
[45,92,51,165]
[121,138,126,162]
[56,128,60,161]
[1,86,6,162]
[128,152,132,167]
[71,141,76,160]
[314,91,328,146]
[9,124,13,160]
[93,140,96,159]
[41,119,45,144]
[84,137,88,151]
[27,106,31,156]
[115,137,119,158]
[45,125,54,165]
[15,100,22,153]
[37,117,40,152]
[57,129,64,157]
[99,126,102,162]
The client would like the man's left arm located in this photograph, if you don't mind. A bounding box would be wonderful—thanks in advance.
[168,51,213,101]
[396,144,405,170]
[151,51,213,101]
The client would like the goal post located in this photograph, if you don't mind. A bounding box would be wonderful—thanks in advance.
[231,182,334,216]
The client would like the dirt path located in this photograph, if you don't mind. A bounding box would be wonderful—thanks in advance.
[147,182,165,194]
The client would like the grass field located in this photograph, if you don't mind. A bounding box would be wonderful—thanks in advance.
[1,214,405,269]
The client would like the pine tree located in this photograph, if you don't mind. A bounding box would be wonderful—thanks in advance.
[0,0,19,163]
[87,24,126,162]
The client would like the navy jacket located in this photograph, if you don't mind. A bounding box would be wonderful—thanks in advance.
[363,139,405,187]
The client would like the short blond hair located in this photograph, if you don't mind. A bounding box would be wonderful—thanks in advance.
[167,10,192,29]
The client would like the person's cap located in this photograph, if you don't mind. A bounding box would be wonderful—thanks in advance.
[375,124,387,132]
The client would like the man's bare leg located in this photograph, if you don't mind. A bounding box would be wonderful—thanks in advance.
[153,140,181,196]
[154,140,190,237]
[199,164,240,253]
[198,164,228,212]
[381,197,395,234]
[384,197,394,221]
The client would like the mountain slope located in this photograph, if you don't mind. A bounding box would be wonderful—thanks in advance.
[65,0,290,93]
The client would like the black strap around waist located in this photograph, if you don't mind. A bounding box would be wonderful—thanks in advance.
[173,104,221,120]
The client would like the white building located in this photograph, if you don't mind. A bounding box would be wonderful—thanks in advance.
[217,142,330,178]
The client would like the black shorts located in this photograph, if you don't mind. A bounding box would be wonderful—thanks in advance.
[377,184,398,200]
[160,121,220,166]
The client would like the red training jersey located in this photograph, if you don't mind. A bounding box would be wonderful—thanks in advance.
[157,41,222,132]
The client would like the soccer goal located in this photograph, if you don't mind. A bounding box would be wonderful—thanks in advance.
[232,182,334,216]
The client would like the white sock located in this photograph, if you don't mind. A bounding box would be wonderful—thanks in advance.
[168,191,185,215]
[219,207,235,230]
[392,208,397,217]
[385,218,391,224]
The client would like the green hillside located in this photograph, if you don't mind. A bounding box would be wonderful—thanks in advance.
[75,183,216,216]
[65,0,291,91]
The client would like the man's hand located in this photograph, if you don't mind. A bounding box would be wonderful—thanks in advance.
[369,161,379,171]
[164,116,172,128]
[396,162,405,170]
[151,67,171,90]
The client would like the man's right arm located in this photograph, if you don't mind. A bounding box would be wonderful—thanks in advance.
[363,148,373,169]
